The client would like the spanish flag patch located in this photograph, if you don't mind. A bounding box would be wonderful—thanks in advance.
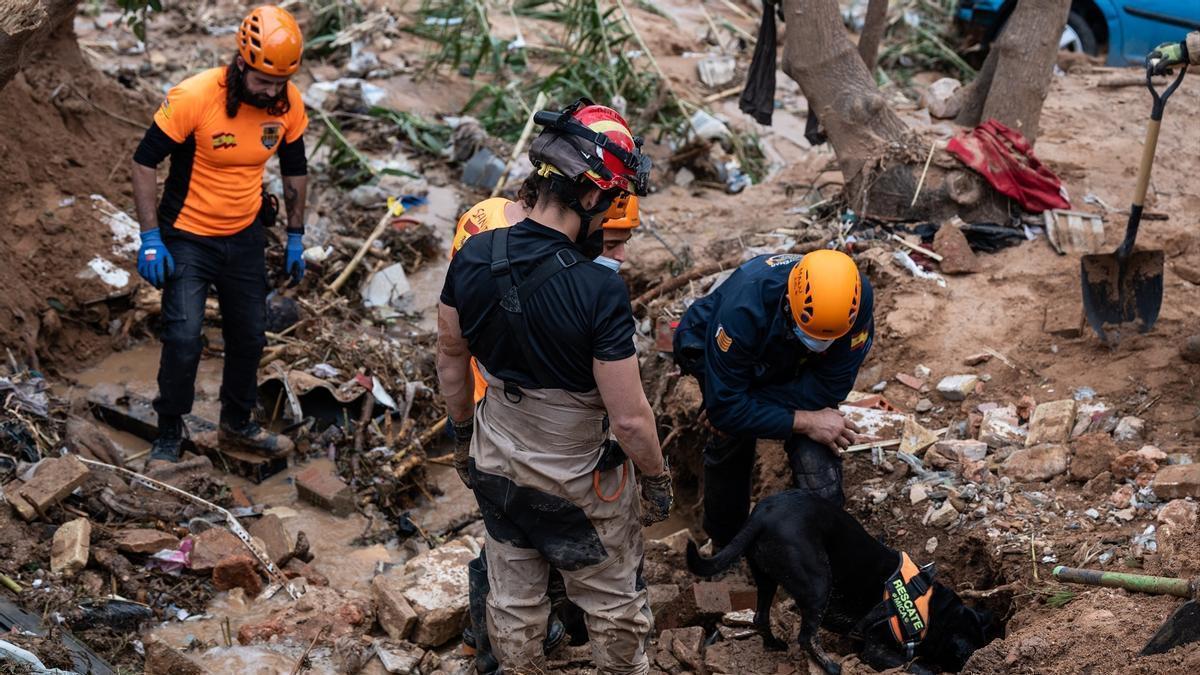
[850,329,869,351]
[715,325,733,352]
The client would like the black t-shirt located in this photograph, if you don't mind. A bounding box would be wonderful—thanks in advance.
[440,219,636,392]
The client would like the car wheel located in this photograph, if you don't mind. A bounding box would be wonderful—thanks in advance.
[1061,10,1098,56]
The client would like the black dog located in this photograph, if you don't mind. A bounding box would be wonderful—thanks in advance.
[686,491,994,674]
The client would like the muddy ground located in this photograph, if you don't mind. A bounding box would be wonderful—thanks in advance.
[3,0,1200,673]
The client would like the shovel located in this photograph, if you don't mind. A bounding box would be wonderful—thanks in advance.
[1053,566,1200,655]
[1080,63,1186,343]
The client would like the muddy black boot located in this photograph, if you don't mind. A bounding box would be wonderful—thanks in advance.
[219,418,294,457]
[148,417,184,463]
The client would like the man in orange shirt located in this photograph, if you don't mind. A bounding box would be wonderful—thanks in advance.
[131,5,308,462]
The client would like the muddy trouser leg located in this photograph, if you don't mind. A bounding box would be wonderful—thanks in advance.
[153,236,220,428]
[483,536,551,671]
[467,552,498,673]
[557,479,651,675]
[212,220,268,426]
[784,434,845,507]
[702,434,758,548]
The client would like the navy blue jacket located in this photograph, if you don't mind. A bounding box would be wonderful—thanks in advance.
[673,253,875,440]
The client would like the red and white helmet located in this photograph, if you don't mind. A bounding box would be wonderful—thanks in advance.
[529,99,650,195]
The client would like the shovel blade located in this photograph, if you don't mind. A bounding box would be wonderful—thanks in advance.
[1080,249,1164,343]
[1141,600,1200,656]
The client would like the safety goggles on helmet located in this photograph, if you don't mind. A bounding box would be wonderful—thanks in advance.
[530,98,651,196]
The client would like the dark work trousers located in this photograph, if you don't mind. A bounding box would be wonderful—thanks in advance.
[153,220,268,428]
[703,431,845,548]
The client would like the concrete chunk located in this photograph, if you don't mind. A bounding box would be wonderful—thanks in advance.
[1113,416,1145,443]
[400,537,475,647]
[50,517,91,576]
[373,572,419,641]
[980,407,1025,448]
[900,418,939,455]
[7,455,90,520]
[936,374,978,401]
[375,639,426,674]
[1026,399,1077,446]
[295,464,355,516]
[934,439,988,462]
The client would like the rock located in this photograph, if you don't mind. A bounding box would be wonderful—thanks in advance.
[648,583,682,616]
[934,219,978,274]
[651,528,692,557]
[674,166,695,188]
[189,527,244,572]
[213,554,263,596]
[1069,433,1123,482]
[1026,400,1077,446]
[697,55,737,88]
[295,464,355,516]
[896,373,926,390]
[909,483,929,505]
[50,518,91,576]
[964,352,992,366]
[980,407,1025,448]
[284,558,329,586]
[1113,416,1145,443]
[722,609,755,627]
[400,537,476,647]
[114,528,180,555]
[1157,500,1198,530]
[6,455,90,520]
[1110,485,1134,509]
[692,580,733,617]
[935,439,988,462]
[1072,401,1116,438]
[1153,464,1200,499]
[248,514,293,565]
[925,536,939,554]
[144,637,205,675]
[1000,444,1068,482]
[915,398,934,413]
[1083,470,1115,497]
[936,374,979,401]
[926,501,959,528]
[375,639,426,674]
[660,626,705,670]
[373,572,419,640]
[238,586,374,646]
[900,418,939,455]
[1110,450,1159,480]
[1137,445,1168,463]
[960,458,992,483]
[922,77,963,119]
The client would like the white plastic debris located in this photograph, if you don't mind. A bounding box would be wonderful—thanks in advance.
[79,257,130,288]
[361,263,411,314]
[892,250,947,287]
[90,195,140,255]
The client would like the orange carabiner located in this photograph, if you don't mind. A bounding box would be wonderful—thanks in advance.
[593,461,628,503]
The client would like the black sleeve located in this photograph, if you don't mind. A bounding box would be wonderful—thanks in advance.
[277,136,308,177]
[132,122,180,168]
[591,274,637,362]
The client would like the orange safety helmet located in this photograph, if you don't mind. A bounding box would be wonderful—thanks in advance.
[238,6,304,77]
[602,194,640,230]
[787,250,862,341]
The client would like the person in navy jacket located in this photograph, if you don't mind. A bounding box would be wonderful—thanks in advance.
[673,250,874,547]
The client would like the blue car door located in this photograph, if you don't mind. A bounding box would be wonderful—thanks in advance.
[1119,1,1200,64]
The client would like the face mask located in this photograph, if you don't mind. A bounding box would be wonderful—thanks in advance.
[792,324,835,353]
[594,255,622,272]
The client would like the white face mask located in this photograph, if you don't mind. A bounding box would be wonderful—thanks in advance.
[793,324,835,353]
[594,255,622,272]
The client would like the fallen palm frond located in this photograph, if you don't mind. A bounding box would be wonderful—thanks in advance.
[408,0,520,78]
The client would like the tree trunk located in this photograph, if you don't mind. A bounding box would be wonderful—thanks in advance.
[0,0,79,92]
[955,0,1071,143]
[857,0,888,71]
[781,0,1006,222]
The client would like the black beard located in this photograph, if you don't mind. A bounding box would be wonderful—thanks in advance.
[239,89,277,109]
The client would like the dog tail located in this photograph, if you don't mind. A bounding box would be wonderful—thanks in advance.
[685,517,760,577]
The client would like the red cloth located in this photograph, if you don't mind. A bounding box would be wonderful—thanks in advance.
[946,119,1070,213]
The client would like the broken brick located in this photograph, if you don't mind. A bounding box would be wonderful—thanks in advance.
[144,638,205,675]
[284,558,329,586]
[213,554,263,596]
[7,455,89,521]
[115,528,180,555]
[895,373,925,391]
[248,513,292,565]
[189,527,244,572]
[295,464,355,516]
[50,517,91,576]
[373,572,419,640]
[692,581,733,617]
[1153,464,1200,500]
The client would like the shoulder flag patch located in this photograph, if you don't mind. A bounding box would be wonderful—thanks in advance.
[850,329,869,351]
[715,324,733,352]
[764,253,802,268]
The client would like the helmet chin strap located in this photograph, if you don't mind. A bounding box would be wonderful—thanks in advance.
[567,186,616,258]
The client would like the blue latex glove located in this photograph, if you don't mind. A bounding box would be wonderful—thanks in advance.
[285,232,305,287]
[136,228,174,289]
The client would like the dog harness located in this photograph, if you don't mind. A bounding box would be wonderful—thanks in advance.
[853,552,935,660]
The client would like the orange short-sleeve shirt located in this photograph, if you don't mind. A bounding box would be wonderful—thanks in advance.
[153,67,308,237]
